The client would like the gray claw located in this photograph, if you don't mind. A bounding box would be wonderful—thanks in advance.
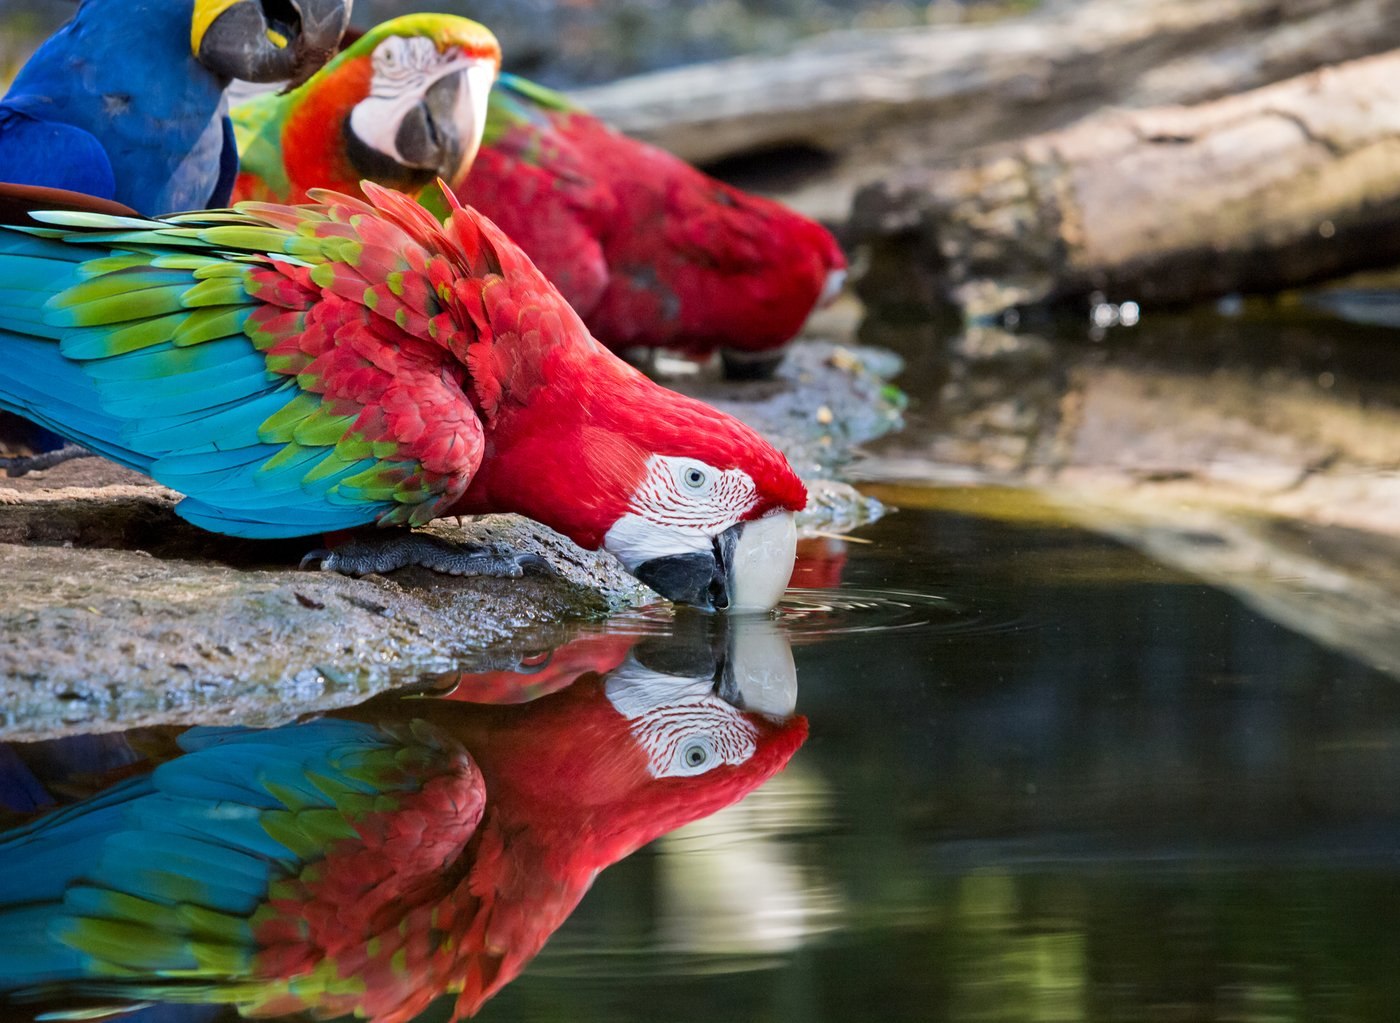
[299,548,333,571]
[302,534,556,579]
[2,444,94,477]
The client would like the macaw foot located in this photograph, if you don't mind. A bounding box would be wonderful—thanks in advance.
[720,346,787,381]
[301,533,555,579]
[1,443,94,477]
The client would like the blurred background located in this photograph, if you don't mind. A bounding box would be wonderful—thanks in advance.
[1,0,1031,85]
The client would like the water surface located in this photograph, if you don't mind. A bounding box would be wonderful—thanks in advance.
[7,490,1400,1022]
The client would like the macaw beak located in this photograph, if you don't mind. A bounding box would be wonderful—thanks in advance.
[347,57,497,190]
[818,267,848,307]
[394,59,496,185]
[635,512,797,614]
[605,614,796,718]
[192,0,352,86]
[714,616,798,717]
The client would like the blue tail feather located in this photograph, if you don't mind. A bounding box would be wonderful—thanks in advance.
[0,222,401,537]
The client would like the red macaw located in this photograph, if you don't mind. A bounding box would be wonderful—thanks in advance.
[0,629,806,1021]
[460,74,849,373]
[0,175,807,610]
[226,21,847,376]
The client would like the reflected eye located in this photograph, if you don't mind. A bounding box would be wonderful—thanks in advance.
[683,467,708,490]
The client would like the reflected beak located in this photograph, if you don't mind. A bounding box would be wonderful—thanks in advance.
[193,0,352,85]
[714,616,797,717]
[635,512,797,614]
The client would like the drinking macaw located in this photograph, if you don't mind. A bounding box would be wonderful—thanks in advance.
[0,0,354,215]
[0,625,806,1021]
[0,180,806,610]
[227,23,846,377]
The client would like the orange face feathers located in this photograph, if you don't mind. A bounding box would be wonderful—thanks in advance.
[233,15,501,203]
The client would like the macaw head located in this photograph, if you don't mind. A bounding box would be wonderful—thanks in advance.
[474,354,809,612]
[191,0,353,86]
[595,405,809,613]
[440,616,807,1016]
[466,613,804,851]
[274,15,501,197]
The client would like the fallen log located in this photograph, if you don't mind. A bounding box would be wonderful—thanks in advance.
[575,0,1400,219]
[851,50,1400,317]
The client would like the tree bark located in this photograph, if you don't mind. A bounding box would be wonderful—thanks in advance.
[851,50,1400,316]
[576,0,1400,219]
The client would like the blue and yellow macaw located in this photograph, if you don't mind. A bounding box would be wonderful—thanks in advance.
[0,0,353,215]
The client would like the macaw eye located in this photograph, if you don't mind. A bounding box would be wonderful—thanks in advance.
[683,467,708,490]
[677,738,713,773]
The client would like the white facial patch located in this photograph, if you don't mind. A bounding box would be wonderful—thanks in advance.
[605,658,759,778]
[348,35,496,172]
[603,455,758,570]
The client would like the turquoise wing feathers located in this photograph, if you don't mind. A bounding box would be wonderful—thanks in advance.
[0,719,482,1012]
[0,191,487,538]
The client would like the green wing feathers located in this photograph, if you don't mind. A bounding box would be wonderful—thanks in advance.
[0,719,486,1019]
[0,188,494,537]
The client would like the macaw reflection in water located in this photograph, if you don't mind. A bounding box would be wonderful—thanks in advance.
[0,617,805,1022]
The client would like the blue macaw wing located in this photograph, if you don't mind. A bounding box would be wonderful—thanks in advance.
[0,103,117,202]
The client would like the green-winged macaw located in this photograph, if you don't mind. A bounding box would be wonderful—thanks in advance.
[0,618,805,1020]
[0,176,806,610]
[226,20,846,377]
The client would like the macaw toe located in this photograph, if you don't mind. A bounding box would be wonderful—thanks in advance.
[1,443,95,478]
[302,533,555,578]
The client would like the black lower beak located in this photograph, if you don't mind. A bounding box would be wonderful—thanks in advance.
[395,71,468,177]
[634,527,740,612]
[196,0,351,85]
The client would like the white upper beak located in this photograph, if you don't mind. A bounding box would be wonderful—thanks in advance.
[727,511,797,613]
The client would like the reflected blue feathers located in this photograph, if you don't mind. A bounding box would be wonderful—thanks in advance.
[0,720,404,989]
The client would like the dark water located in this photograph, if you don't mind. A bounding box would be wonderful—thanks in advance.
[6,498,1400,1022]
